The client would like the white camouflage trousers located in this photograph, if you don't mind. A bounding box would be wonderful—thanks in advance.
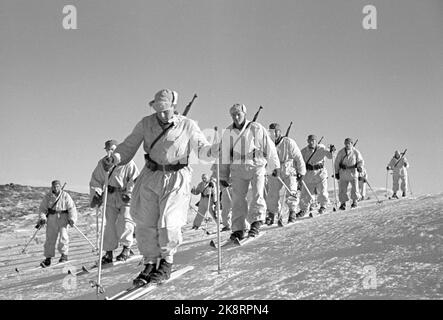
[44,213,69,258]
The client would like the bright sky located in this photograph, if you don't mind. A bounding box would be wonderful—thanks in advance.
[1,0,442,196]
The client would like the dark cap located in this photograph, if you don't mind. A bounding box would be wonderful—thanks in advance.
[308,134,317,141]
[104,140,118,150]
[51,180,61,186]
[344,138,354,144]
[269,123,281,131]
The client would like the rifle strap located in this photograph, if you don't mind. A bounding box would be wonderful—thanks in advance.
[107,165,117,180]
[393,150,407,168]
[47,183,66,215]
[230,120,254,158]
[150,122,175,151]
[305,146,318,165]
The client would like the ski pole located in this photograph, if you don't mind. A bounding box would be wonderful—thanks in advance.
[214,126,222,273]
[72,224,97,252]
[363,178,383,204]
[300,180,315,201]
[96,207,100,253]
[190,204,216,224]
[21,225,42,254]
[225,186,232,202]
[385,170,389,198]
[331,155,338,212]
[203,196,212,236]
[94,164,112,296]
[277,184,286,227]
[407,174,413,196]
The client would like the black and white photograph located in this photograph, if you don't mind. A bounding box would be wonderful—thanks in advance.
[0,0,442,308]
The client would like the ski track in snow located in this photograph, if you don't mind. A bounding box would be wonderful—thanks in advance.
[0,184,442,300]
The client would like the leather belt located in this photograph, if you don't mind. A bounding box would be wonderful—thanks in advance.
[145,154,187,172]
[47,208,68,215]
[306,163,324,171]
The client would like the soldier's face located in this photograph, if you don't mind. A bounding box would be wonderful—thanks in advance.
[52,183,61,195]
[231,110,245,127]
[202,175,208,183]
[308,138,317,149]
[345,141,352,150]
[157,108,175,124]
[105,145,116,156]
[268,129,281,142]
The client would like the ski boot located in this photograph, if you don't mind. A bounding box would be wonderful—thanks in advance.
[59,254,68,263]
[295,210,306,219]
[277,216,284,227]
[248,221,263,238]
[402,191,406,197]
[229,230,245,241]
[265,212,275,226]
[339,203,346,211]
[101,251,113,264]
[318,206,326,215]
[351,201,358,209]
[191,225,199,230]
[40,257,51,268]
[287,210,297,223]
[149,259,172,284]
[391,193,399,199]
[116,246,133,261]
[133,263,157,286]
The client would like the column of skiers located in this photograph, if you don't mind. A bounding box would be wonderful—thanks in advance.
[34,89,410,287]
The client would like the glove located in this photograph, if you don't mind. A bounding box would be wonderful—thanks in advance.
[339,163,346,170]
[90,193,103,208]
[272,169,278,177]
[296,173,304,182]
[68,219,75,227]
[101,155,114,171]
[329,144,336,153]
[121,193,131,204]
[403,163,407,167]
[36,218,46,228]
[208,181,215,188]
[357,166,363,173]
[335,173,340,180]
[386,166,391,171]
[220,180,230,188]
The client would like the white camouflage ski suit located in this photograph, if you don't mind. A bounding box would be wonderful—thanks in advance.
[334,147,364,204]
[388,156,409,194]
[89,160,139,251]
[112,113,210,264]
[215,120,280,232]
[191,180,216,228]
[300,144,333,211]
[266,137,306,214]
[39,191,77,258]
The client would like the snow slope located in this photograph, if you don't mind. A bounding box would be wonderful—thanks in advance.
[0,184,441,300]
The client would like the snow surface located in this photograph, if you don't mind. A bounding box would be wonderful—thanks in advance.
[0,184,441,300]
